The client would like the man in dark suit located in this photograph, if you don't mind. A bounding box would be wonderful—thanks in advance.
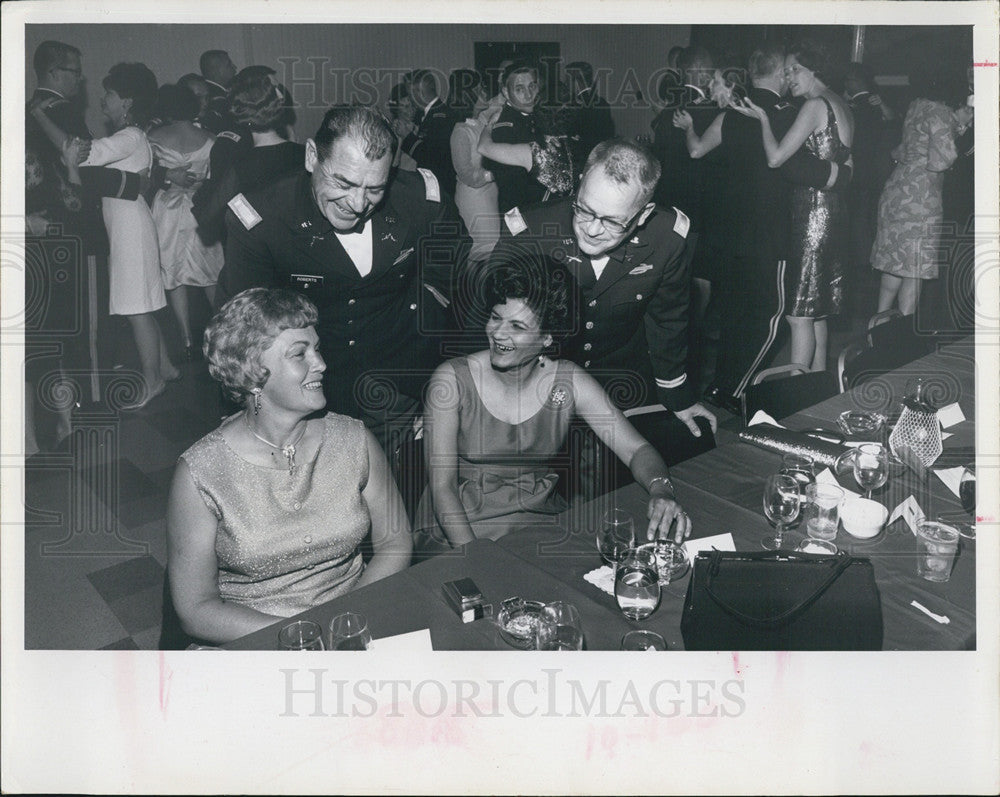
[219,105,468,448]
[564,61,615,182]
[482,61,545,213]
[399,69,457,195]
[199,49,238,134]
[682,46,852,413]
[489,139,717,486]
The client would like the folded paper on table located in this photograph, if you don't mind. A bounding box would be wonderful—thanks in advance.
[941,431,954,441]
[583,565,615,597]
[937,403,965,429]
[748,410,783,428]
[683,533,736,562]
[816,467,862,499]
[933,466,964,498]
[738,423,849,468]
[370,628,434,652]
[887,495,926,535]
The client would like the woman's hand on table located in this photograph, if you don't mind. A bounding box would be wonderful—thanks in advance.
[645,496,692,544]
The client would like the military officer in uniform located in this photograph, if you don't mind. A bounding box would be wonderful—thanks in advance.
[219,105,467,449]
[400,69,458,195]
[488,138,717,486]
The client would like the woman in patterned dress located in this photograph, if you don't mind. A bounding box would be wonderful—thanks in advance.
[871,70,973,316]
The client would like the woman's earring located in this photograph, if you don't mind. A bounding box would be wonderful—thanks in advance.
[252,388,262,415]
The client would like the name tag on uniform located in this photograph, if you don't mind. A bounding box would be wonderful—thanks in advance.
[291,274,324,290]
[392,247,415,266]
[629,264,654,275]
[228,193,262,230]
[504,207,528,236]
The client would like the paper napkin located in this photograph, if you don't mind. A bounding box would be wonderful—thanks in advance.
[370,628,433,652]
[933,466,964,497]
[583,565,615,596]
[748,410,783,428]
[816,467,862,499]
[887,495,926,535]
[683,533,736,562]
[937,403,966,429]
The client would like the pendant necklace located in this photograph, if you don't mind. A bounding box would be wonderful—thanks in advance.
[244,412,306,474]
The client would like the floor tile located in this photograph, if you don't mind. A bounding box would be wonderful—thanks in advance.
[87,555,164,605]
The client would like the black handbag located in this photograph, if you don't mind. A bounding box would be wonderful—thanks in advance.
[681,550,883,650]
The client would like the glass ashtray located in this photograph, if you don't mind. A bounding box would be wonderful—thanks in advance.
[796,538,838,555]
[637,541,690,584]
[837,410,886,438]
[496,597,545,650]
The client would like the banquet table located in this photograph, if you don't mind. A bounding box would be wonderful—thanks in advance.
[226,337,978,651]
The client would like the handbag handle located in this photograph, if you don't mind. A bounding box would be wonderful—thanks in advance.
[703,550,854,629]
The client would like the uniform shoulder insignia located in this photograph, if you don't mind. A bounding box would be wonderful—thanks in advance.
[504,207,528,236]
[671,207,690,239]
[493,121,514,130]
[228,192,263,231]
[218,130,242,143]
[417,168,441,203]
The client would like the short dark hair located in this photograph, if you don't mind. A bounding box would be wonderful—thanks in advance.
[313,105,396,163]
[205,288,319,404]
[584,138,661,205]
[102,63,159,125]
[33,40,81,78]
[484,253,570,339]
[678,45,713,78]
[229,67,288,131]
[787,40,834,85]
[502,60,538,92]
[155,83,200,123]
[565,61,594,87]
[199,50,229,77]
[448,68,486,114]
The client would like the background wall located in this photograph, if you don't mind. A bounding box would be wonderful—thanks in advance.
[26,23,691,142]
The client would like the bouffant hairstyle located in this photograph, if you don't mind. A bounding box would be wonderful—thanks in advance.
[204,288,319,404]
[154,83,201,123]
[229,66,288,131]
[102,62,159,125]
[483,252,571,340]
[786,40,834,86]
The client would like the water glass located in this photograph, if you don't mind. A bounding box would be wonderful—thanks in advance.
[803,483,844,541]
[780,453,816,488]
[960,463,975,516]
[853,443,888,498]
[915,521,959,583]
[278,620,325,651]
[535,601,584,651]
[328,611,372,650]
[621,630,667,651]
[597,508,635,565]
[761,473,802,550]
[614,547,661,620]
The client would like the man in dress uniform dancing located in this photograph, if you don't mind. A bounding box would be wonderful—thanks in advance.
[218,105,468,450]
[487,138,717,491]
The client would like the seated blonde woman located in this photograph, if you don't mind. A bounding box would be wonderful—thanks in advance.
[166,288,411,645]
[415,254,692,553]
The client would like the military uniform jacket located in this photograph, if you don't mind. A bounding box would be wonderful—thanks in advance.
[484,104,546,213]
[402,97,458,196]
[495,197,696,412]
[220,168,466,418]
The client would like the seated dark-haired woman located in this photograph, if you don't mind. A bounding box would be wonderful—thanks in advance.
[166,288,411,645]
[415,255,692,552]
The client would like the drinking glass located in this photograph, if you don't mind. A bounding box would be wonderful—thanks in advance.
[761,473,802,550]
[535,601,584,651]
[278,620,325,651]
[614,547,661,620]
[621,630,667,651]
[803,483,844,541]
[915,520,959,582]
[597,509,635,565]
[853,443,888,499]
[960,462,976,516]
[780,453,816,488]
[328,611,372,650]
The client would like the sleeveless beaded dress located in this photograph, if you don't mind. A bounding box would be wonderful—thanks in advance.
[786,97,850,317]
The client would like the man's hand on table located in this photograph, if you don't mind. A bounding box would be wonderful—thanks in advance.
[674,402,718,438]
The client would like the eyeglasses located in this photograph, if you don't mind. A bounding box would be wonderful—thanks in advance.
[572,202,643,236]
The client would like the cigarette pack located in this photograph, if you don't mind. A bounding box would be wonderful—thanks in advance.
[442,578,492,623]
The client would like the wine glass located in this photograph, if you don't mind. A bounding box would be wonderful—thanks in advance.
[597,508,635,565]
[621,630,667,651]
[853,443,889,499]
[328,611,372,650]
[278,620,325,651]
[956,463,976,540]
[761,473,802,550]
[535,601,584,651]
[614,547,661,620]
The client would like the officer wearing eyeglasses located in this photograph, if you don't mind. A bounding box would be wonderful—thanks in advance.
[489,138,717,454]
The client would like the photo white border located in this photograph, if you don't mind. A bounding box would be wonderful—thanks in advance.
[2,1,998,794]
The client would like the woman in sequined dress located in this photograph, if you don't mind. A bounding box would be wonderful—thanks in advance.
[166,289,411,645]
[416,254,690,553]
[735,42,854,372]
